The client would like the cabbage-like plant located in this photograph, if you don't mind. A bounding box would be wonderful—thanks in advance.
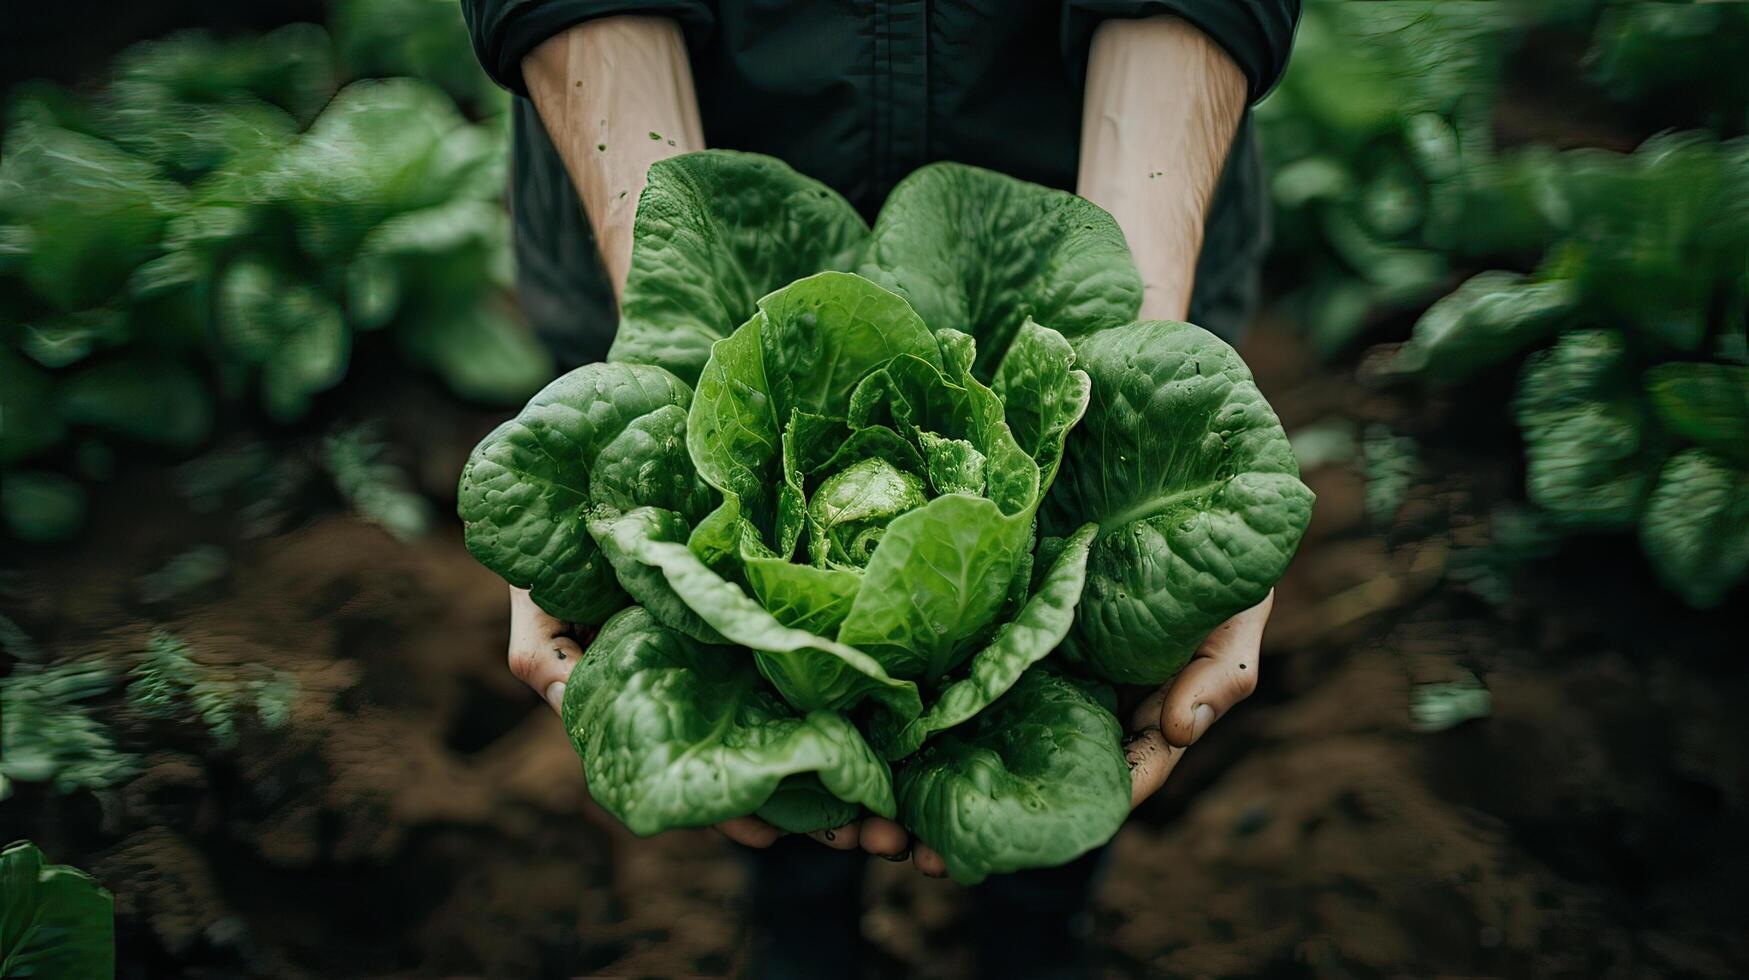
[458,152,1313,882]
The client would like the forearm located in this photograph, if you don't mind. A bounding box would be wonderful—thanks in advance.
[523,17,705,300]
[1076,17,1246,321]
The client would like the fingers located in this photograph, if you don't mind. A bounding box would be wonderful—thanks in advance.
[1160,590,1272,748]
[1123,727,1186,809]
[859,816,911,860]
[807,821,860,850]
[714,816,860,850]
[715,816,782,848]
[912,843,948,879]
[506,587,583,714]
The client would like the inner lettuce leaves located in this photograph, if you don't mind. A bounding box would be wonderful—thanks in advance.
[459,150,1313,877]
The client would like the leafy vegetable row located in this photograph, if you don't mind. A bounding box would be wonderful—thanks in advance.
[1391,134,1749,608]
[1258,0,1749,357]
[459,152,1313,882]
[0,6,549,543]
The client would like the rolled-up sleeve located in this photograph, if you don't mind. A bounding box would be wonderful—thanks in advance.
[1061,0,1300,102]
[462,0,716,96]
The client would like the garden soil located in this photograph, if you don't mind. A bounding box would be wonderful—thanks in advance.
[3,324,1746,979]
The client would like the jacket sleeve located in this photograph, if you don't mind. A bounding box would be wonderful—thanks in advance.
[1061,0,1300,102]
[461,0,715,97]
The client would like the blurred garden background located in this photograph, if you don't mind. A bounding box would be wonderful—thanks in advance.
[3,0,1747,976]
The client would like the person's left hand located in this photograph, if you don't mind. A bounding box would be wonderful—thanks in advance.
[1119,589,1271,807]
[896,591,1274,878]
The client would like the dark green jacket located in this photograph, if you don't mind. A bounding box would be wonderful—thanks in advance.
[462,0,1299,364]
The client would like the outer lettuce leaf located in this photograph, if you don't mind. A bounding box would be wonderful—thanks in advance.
[860,162,1142,375]
[612,152,871,382]
[895,669,1130,885]
[587,506,727,645]
[0,840,114,979]
[1639,449,1749,609]
[871,524,1097,760]
[1044,321,1314,684]
[562,609,895,836]
[837,494,1033,683]
[1513,330,1654,530]
[754,774,861,834]
[457,362,694,624]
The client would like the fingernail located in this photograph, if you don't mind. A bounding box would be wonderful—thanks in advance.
[544,682,566,712]
[881,849,912,863]
[1191,703,1215,743]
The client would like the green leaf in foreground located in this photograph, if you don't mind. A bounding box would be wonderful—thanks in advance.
[837,494,1032,684]
[896,670,1129,885]
[457,362,693,624]
[860,162,1142,375]
[562,608,895,835]
[1045,320,1314,684]
[1639,449,1749,609]
[612,152,871,383]
[1,841,114,979]
[584,506,919,716]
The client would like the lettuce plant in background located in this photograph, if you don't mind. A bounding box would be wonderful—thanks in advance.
[459,152,1314,883]
[0,0,547,543]
[1390,134,1749,609]
[1257,0,1749,358]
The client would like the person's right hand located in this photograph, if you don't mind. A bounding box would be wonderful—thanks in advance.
[506,585,903,854]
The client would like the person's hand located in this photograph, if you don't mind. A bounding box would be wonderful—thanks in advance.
[503,586,871,851]
[1121,589,1271,807]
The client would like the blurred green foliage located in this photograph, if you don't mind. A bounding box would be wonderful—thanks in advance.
[0,0,549,542]
[1263,1,1749,609]
[1259,0,1749,357]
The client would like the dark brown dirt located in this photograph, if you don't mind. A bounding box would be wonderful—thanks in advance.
[3,326,1746,979]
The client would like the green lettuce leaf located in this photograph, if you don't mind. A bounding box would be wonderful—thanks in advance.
[895,669,1130,884]
[611,152,871,382]
[837,494,1033,684]
[563,609,895,836]
[860,162,1142,375]
[457,362,694,624]
[1639,449,1749,609]
[687,271,941,550]
[871,524,1097,760]
[585,505,919,716]
[992,319,1093,490]
[1,840,114,979]
[1045,320,1314,684]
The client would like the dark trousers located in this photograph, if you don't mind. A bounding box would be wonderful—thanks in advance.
[745,837,1108,980]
